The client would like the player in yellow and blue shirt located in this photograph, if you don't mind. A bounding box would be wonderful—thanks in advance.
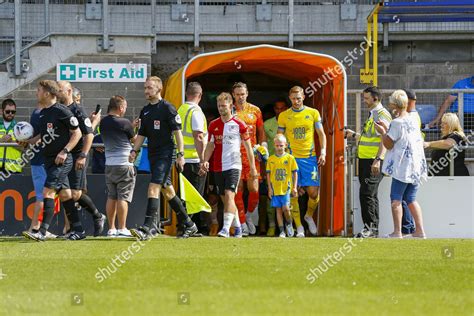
[266,134,298,238]
[277,86,327,237]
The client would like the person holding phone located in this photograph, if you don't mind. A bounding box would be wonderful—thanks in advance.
[345,86,392,238]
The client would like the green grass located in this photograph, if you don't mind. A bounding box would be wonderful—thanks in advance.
[0,237,473,315]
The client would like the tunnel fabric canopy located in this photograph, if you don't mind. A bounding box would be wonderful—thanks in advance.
[164,44,346,236]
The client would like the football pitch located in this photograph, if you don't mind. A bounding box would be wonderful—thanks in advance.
[0,237,472,315]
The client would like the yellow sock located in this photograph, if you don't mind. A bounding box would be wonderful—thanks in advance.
[290,197,302,227]
[306,195,320,218]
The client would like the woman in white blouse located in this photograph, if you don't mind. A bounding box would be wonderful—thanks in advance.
[374,90,427,238]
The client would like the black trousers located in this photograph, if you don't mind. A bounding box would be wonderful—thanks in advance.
[358,158,384,233]
[182,162,208,231]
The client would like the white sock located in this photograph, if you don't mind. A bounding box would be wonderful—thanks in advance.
[223,212,234,230]
[232,215,241,228]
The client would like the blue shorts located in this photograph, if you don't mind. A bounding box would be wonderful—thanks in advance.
[295,156,320,187]
[271,193,290,208]
[390,178,419,204]
[31,164,46,202]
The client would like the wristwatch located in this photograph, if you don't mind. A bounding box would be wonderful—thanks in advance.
[130,149,140,154]
[62,148,70,154]
[176,151,184,158]
[79,152,87,159]
[375,156,382,162]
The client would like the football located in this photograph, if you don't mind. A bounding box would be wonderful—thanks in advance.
[13,121,34,141]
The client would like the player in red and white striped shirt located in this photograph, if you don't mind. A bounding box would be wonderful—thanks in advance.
[201,92,258,238]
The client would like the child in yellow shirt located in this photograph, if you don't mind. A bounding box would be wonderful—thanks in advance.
[266,134,298,237]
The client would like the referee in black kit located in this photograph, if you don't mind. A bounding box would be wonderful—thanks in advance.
[22,80,84,241]
[57,81,106,237]
[129,76,200,240]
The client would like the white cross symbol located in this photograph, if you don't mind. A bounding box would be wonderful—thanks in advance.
[61,66,74,79]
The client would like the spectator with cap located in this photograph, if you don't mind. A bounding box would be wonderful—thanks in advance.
[428,76,474,132]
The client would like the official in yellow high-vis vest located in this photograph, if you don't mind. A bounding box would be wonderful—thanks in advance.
[177,82,209,234]
[0,99,23,173]
[345,87,392,237]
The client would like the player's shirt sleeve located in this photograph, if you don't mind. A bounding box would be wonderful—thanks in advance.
[167,103,182,131]
[256,108,264,128]
[266,156,272,173]
[76,107,94,135]
[208,120,215,143]
[59,106,79,130]
[277,111,286,132]
[237,119,250,141]
[313,109,322,129]
[138,107,146,136]
[290,155,298,172]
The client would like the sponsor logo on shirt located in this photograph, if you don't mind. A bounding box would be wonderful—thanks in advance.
[154,120,160,130]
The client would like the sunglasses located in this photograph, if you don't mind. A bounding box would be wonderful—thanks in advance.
[4,110,16,115]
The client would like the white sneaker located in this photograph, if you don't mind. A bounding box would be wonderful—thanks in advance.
[45,231,57,239]
[107,229,117,237]
[246,213,256,235]
[304,215,317,236]
[117,229,132,237]
[286,224,294,237]
[296,226,305,238]
[241,223,250,237]
[279,231,286,238]
[217,228,230,238]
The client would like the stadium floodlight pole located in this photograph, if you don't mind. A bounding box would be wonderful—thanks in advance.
[102,0,109,51]
[44,0,50,35]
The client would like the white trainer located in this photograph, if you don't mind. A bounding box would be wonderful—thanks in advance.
[304,215,317,236]
[117,229,132,237]
[246,213,257,235]
[279,231,286,238]
[286,224,294,237]
[241,223,250,237]
[296,225,305,238]
[107,229,117,237]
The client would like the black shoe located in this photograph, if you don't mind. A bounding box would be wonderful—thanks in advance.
[67,231,86,240]
[130,227,151,241]
[23,231,45,242]
[355,229,377,238]
[180,224,202,238]
[56,229,72,239]
[94,213,107,237]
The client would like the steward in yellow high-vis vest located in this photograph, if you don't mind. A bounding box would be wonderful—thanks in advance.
[355,86,392,238]
[0,118,23,173]
[177,102,207,162]
[357,104,392,159]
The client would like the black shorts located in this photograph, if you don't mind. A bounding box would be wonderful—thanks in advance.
[214,169,241,195]
[150,156,173,186]
[44,154,73,191]
[68,152,88,190]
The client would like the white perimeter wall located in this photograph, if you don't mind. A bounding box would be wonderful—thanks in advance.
[352,177,474,238]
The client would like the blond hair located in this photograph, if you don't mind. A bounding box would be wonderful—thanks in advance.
[388,90,408,110]
[146,76,163,91]
[216,92,233,104]
[274,134,287,144]
[289,86,304,95]
[441,113,466,139]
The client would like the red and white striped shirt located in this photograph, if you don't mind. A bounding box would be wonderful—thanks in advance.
[208,116,249,172]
